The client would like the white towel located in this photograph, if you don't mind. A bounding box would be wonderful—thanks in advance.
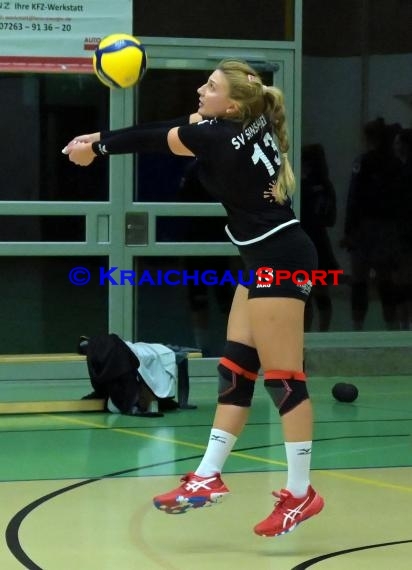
[125,341,177,398]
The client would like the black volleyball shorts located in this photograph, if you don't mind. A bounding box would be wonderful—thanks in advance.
[239,225,318,301]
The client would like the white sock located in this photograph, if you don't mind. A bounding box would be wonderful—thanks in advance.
[195,429,237,477]
[284,441,312,497]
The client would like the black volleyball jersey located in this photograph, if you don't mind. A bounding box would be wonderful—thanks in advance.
[178,116,297,245]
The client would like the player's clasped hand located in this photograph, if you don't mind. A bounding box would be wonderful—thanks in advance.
[67,142,96,166]
[62,132,100,166]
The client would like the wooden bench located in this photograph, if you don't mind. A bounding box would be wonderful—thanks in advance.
[0,351,201,414]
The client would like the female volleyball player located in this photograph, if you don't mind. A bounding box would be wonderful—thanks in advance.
[64,59,324,538]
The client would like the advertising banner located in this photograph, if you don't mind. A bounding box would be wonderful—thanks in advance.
[0,0,132,72]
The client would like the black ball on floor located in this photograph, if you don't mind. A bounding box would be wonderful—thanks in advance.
[332,382,359,403]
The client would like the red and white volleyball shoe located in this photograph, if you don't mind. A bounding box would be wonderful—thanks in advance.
[254,485,324,537]
[153,472,230,514]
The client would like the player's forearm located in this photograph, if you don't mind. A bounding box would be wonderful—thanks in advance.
[92,126,172,156]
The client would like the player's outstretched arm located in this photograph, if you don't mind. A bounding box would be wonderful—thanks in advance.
[62,112,201,159]
[65,125,194,166]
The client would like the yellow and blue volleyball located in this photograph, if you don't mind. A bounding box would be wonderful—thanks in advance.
[93,33,147,89]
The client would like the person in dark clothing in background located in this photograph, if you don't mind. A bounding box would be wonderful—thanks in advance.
[342,117,401,330]
[300,144,339,331]
[393,128,412,329]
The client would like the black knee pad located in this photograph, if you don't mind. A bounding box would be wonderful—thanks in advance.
[263,370,309,416]
[217,341,260,407]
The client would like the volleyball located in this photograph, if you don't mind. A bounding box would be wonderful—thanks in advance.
[93,33,147,89]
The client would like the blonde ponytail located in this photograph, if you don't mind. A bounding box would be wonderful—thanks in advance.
[264,86,295,204]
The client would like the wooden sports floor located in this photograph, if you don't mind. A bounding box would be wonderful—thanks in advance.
[0,375,411,570]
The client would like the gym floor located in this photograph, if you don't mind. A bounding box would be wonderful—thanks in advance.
[0,375,411,570]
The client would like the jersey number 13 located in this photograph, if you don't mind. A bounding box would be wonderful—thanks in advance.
[251,132,281,176]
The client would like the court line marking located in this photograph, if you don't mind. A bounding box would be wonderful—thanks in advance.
[48,414,412,493]
[291,539,412,569]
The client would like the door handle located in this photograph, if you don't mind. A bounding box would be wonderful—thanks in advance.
[125,212,148,245]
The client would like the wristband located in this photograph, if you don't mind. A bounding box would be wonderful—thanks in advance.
[92,141,109,156]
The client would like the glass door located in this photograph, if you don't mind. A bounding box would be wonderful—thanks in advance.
[0,71,132,386]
